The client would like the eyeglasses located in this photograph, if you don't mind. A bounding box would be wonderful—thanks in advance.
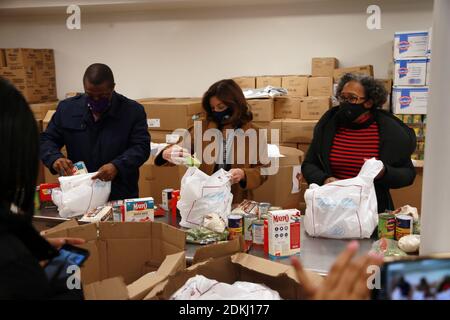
[337,94,366,104]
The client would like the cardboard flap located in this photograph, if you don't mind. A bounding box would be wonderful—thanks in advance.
[83,277,129,300]
[127,252,186,300]
[192,236,244,265]
[231,253,290,277]
[40,219,79,237]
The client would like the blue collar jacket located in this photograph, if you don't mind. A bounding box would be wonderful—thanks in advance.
[40,92,150,201]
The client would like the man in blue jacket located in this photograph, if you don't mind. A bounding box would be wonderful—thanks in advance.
[40,63,150,201]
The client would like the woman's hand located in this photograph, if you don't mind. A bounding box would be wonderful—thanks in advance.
[228,168,246,184]
[46,237,86,250]
[324,177,339,184]
[162,145,191,165]
[291,241,384,300]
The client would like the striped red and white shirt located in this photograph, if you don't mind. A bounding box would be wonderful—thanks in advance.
[330,121,380,179]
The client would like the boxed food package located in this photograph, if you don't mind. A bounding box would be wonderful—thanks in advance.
[333,65,374,83]
[256,76,282,88]
[392,86,428,114]
[233,77,256,89]
[311,57,339,77]
[123,197,155,222]
[394,58,429,86]
[394,31,429,59]
[141,99,203,131]
[281,76,308,97]
[300,96,330,120]
[145,252,322,300]
[43,221,186,300]
[281,119,318,144]
[80,206,113,223]
[307,77,333,96]
[247,99,274,122]
[268,209,301,259]
[274,97,301,119]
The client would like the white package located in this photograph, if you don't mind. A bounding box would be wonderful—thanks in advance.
[52,172,111,218]
[394,58,429,86]
[394,30,429,58]
[392,86,428,114]
[171,275,282,300]
[304,158,382,239]
[177,167,233,228]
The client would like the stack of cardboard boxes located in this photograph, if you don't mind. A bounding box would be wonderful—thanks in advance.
[0,48,57,104]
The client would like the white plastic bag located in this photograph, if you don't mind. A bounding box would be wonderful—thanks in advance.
[304,158,383,239]
[177,167,233,229]
[52,172,111,218]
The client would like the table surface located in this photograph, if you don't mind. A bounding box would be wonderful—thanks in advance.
[34,208,374,276]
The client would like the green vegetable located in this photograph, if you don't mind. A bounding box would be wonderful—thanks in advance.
[185,227,228,245]
[185,155,201,168]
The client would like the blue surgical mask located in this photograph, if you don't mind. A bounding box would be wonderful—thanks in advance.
[212,108,232,124]
[87,96,110,114]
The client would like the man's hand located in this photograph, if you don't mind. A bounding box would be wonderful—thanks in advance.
[228,168,246,184]
[45,237,86,250]
[291,241,384,300]
[53,158,74,176]
[324,177,339,184]
[92,163,118,181]
[162,145,191,165]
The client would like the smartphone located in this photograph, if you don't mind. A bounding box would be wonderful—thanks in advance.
[44,244,90,283]
[372,255,450,300]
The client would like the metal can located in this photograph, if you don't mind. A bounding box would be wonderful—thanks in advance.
[162,188,173,211]
[252,219,265,246]
[378,212,396,239]
[396,214,413,240]
[413,115,423,124]
[111,200,124,222]
[244,214,258,242]
[228,214,243,240]
[171,190,180,217]
[258,202,271,219]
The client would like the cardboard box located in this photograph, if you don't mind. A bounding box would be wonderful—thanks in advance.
[148,130,180,144]
[233,77,256,89]
[44,221,186,289]
[392,86,428,114]
[5,48,42,67]
[142,99,203,131]
[252,120,282,144]
[274,97,301,119]
[333,65,374,83]
[394,31,429,59]
[256,76,282,88]
[391,166,423,211]
[281,76,308,97]
[311,57,338,77]
[145,252,322,300]
[281,120,318,144]
[268,209,301,259]
[0,49,6,67]
[31,102,58,121]
[280,143,297,148]
[139,157,187,204]
[394,58,429,86]
[300,96,330,120]
[247,99,274,122]
[307,77,333,96]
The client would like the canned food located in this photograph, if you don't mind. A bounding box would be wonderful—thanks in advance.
[413,115,422,124]
[252,219,265,246]
[396,214,413,240]
[244,214,258,242]
[258,202,271,219]
[110,200,124,222]
[162,188,173,211]
[228,214,243,240]
[403,115,414,124]
[378,212,396,239]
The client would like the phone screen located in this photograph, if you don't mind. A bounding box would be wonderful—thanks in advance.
[377,258,450,300]
[44,245,89,282]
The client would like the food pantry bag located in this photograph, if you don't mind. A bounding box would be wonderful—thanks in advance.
[304,158,383,239]
[177,167,233,229]
[52,173,111,218]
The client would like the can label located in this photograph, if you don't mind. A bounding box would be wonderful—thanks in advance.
[162,188,173,211]
[378,213,396,239]
[228,214,243,240]
[244,214,258,242]
[252,220,265,245]
[395,214,413,240]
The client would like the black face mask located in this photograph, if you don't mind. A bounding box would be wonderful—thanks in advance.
[212,107,233,124]
[337,102,369,125]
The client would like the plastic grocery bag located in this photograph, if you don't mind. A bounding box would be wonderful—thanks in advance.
[177,167,233,229]
[304,158,383,239]
[52,172,111,218]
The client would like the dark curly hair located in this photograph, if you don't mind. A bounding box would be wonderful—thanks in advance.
[336,73,388,109]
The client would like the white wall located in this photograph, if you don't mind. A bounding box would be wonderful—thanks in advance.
[0,0,433,100]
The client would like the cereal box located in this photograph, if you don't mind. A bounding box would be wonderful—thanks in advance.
[123,197,154,222]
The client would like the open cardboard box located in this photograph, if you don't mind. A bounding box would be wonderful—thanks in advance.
[43,220,186,300]
[145,251,323,300]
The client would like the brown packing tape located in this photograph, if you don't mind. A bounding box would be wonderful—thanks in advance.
[192,236,244,265]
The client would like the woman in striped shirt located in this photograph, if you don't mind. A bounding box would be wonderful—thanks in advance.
[302,73,416,213]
